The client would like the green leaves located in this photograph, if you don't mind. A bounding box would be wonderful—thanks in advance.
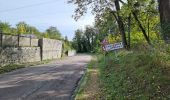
[45,26,61,40]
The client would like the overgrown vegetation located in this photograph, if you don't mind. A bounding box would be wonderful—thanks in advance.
[69,0,170,99]
[0,64,25,74]
[98,45,170,99]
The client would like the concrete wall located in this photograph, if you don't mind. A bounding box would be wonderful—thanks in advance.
[0,35,38,47]
[2,35,18,46]
[0,47,41,66]
[0,36,63,66]
[39,38,62,60]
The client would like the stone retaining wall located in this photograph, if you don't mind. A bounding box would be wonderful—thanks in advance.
[0,36,63,66]
[0,47,41,66]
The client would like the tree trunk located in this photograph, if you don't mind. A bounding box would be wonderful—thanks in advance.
[128,14,131,49]
[114,0,128,48]
[158,0,170,42]
[132,12,151,45]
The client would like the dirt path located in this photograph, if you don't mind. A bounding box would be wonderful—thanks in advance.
[0,54,92,100]
[75,59,102,100]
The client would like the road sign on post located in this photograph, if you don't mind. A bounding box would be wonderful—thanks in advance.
[101,41,123,52]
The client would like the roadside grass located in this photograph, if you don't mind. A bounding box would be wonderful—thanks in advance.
[75,57,103,100]
[98,48,170,99]
[0,64,25,74]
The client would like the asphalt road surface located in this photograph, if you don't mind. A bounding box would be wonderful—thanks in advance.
[0,54,92,100]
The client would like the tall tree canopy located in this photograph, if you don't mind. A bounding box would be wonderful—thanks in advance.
[72,26,99,53]
[69,0,160,47]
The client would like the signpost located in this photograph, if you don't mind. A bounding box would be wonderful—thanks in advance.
[101,39,124,63]
[103,42,123,52]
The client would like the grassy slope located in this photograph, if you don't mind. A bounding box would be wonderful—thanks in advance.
[98,49,170,99]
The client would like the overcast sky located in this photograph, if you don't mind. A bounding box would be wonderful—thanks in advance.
[0,0,95,40]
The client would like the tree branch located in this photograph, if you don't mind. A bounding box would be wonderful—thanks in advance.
[118,0,126,5]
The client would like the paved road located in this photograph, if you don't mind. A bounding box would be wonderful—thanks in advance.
[0,54,92,100]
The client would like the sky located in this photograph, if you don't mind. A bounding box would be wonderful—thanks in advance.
[0,0,95,40]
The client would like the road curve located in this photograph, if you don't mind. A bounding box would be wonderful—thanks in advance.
[0,54,92,100]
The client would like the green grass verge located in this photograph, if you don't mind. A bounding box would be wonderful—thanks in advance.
[75,69,89,99]
[75,58,99,100]
[0,64,25,74]
[98,49,170,99]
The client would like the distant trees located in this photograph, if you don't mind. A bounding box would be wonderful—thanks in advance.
[72,26,98,53]
[0,21,62,40]
[45,26,61,40]
[16,22,27,34]
[0,22,11,33]
[72,29,83,52]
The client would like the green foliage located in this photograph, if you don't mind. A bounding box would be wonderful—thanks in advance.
[0,21,64,40]
[16,22,27,34]
[62,36,74,56]
[0,21,11,33]
[0,64,25,74]
[45,26,62,40]
[72,26,99,53]
[98,47,170,99]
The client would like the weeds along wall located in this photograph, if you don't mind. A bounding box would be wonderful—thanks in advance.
[0,34,62,66]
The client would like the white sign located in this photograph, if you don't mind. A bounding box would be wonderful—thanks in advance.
[104,42,123,51]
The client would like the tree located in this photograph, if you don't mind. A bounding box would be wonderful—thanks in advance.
[0,21,11,33]
[64,36,69,44]
[16,22,28,34]
[68,0,128,48]
[46,26,61,40]
[84,26,96,51]
[69,0,160,47]
[27,26,41,38]
[73,29,83,52]
[72,26,99,53]
[158,0,170,42]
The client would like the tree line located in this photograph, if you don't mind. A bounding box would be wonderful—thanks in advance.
[0,21,61,40]
[72,26,100,53]
[70,0,170,52]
